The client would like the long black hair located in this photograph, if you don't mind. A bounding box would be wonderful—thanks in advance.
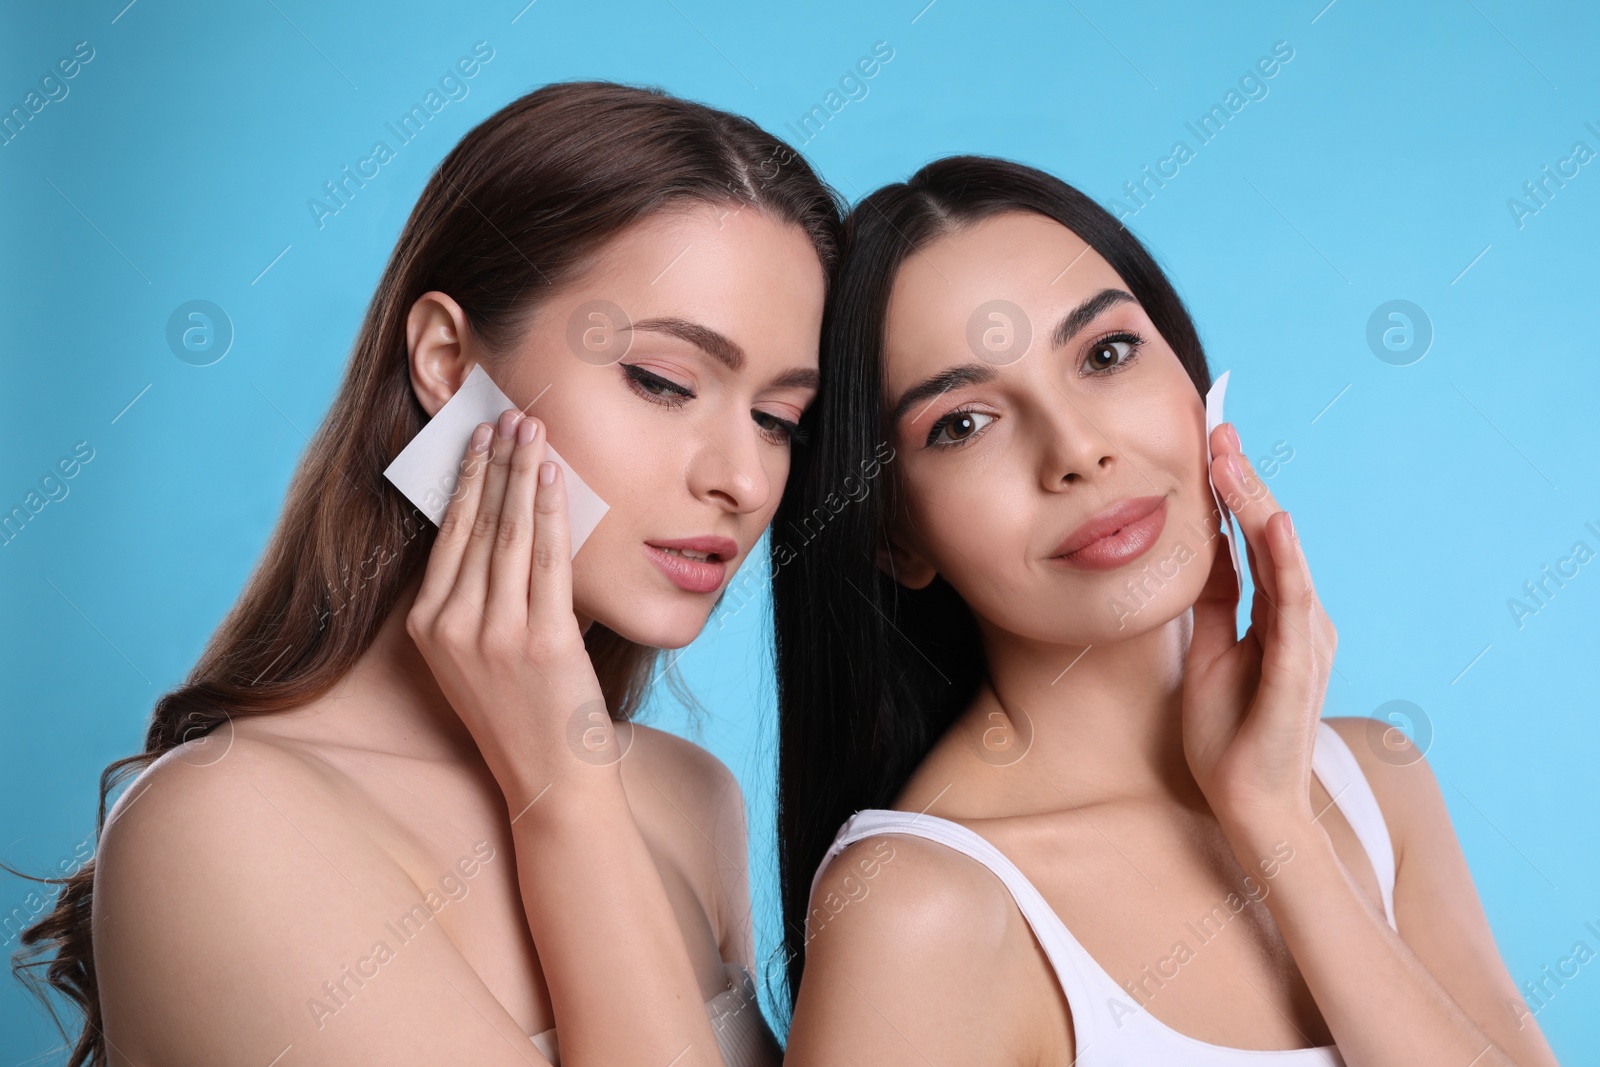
[769,154,1214,1017]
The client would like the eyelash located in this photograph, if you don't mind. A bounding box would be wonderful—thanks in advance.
[1083,330,1146,377]
[622,363,808,447]
[922,330,1147,450]
[923,409,992,450]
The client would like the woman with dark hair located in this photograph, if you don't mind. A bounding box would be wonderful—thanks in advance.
[773,156,1558,1065]
[11,80,839,1066]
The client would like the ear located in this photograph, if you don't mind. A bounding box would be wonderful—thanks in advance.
[406,291,476,417]
[874,528,938,590]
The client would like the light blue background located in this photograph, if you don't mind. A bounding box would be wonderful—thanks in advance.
[2,0,1597,1061]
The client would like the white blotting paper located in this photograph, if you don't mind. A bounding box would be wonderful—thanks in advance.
[383,363,610,558]
[1204,369,1243,589]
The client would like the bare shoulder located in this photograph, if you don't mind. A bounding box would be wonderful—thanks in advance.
[786,830,1042,1065]
[92,730,538,1066]
[622,723,746,854]
[1321,714,1439,861]
[622,723,752,960]
[93,734,402,1014]
[1320,716,1561,1064]
[805,830,1015,949]
[97,728,353,872]
[625,722,742,809]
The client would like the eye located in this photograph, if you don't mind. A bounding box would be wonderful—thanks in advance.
[1082,331,1145,375]
[753,410,808,447]
[622,363,694,405]
[925,409,994,449]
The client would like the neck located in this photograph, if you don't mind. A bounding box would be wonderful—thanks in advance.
[970,609,1206,810]
[309,568,596,765]
[315,569,484,764]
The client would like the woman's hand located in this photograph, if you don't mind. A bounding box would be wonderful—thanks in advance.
[1179,424,1544,1067]
[1182,421,1337,840]
[405,405,727,1065]
[406,406,613,812]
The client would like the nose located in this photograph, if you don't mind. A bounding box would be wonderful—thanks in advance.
[685,409,772,514]
[1034,389,1117,492]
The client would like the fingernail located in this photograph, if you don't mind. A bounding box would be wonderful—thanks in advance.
[498,409,520,438]
[470,424,492,452]
[1284,511,1295,540]
[517,416,537,445]
[540,461,556,486]
[1226,452,1243,483]
[1224,423,1241,451]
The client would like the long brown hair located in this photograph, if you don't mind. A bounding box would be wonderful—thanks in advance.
[8,79,842,1066]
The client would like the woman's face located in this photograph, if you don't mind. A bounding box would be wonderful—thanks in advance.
[417,203,826,649]
[878,209,1219,647]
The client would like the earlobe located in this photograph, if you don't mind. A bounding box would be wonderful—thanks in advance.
[406,291,475,417]
[874,532,938,590]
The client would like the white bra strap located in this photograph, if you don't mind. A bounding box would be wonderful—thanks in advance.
[809,809,1119,1051]
[1311,720,1398,929]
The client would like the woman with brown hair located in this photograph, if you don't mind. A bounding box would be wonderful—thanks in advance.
[11,80,840,1066]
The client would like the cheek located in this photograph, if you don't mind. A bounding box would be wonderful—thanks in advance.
[904,464,1027,574]
[757,449,793,521]
[1176,398,1213,506]
[1150,419,1204,495]
[539,404,659,599]
[1122,378,1208,492]
[540,374,672,528]
[553,394,627,492]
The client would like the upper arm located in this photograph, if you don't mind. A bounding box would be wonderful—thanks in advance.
[702,754,756,970]
[93,737,552,1067]
[784,835,1034,1066]
[1325,716,1559,1065]
[626,725,756,971]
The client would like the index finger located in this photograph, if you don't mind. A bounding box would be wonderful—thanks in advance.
[412,421,493,619]
[1210,423,1282,607]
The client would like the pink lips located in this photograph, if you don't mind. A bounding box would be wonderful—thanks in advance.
[643,535,738,594]
[1049,495,1168,571]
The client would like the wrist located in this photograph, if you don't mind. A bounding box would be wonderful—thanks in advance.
[1216,802,1324,865]
[501,760,628,829]
[1210,813,1335,918]
[1223,828,1351,945]
[489,708,633,816]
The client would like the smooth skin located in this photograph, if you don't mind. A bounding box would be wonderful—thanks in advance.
[783,211,1558,1066]
[92,202,824,1066]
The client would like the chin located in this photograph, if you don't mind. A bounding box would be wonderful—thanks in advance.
[1100,598,1191,642]
[582,591,713,651]
[1005,549,1214,646]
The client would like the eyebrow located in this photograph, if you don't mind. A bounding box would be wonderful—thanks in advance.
[629,316,818,391]
[630,316,745,371]
[888,287,1140,429]
[888,364,998,430]
[771,366,821,390]
[1052,288,1137,348]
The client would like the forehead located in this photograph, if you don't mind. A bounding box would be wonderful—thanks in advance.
[883,210,1128,379]
[563,202,826,364]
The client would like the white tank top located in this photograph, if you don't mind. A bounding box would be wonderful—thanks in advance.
[809,720,1397,1065]
[530,960,781,1066]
